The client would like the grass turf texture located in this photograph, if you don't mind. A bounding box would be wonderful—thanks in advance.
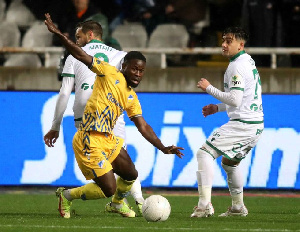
[0,190,299,232]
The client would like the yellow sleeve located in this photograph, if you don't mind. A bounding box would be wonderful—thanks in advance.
[90,57,111,76]
[126,92,142,119]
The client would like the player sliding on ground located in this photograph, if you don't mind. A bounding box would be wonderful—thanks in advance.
[44,13,184,219]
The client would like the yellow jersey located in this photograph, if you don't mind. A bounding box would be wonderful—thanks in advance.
[80,57,142,133]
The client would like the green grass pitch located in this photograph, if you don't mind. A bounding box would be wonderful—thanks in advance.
[0,189,299,232]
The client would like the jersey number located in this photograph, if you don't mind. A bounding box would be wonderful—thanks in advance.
[252,69,261,100]
[94,53,109,62]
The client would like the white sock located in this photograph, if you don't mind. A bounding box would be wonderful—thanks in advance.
[111,202,122,209]
[129,177,144,204]
[196,149,214,209]
[63,189,73,201]
[221,162,244,209]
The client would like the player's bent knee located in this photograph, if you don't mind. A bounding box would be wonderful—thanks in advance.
[93,173,117,197]
[222,156,240,166]
[101,184,116,197]
[121,168,138,182]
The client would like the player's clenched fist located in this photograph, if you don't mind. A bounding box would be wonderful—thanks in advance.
[197,78,211,92]
[202,104,218,117]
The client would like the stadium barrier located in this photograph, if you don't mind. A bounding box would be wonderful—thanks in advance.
[1,46,300,69]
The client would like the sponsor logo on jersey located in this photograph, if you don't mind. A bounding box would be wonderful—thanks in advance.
[250,103,259,111]
[107,93,124,112]
[232,75,241,86]
[81,83,90,90]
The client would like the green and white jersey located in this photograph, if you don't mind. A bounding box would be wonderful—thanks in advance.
[223,51,264,121]
[62,40,126,122]
[51,40,126,131]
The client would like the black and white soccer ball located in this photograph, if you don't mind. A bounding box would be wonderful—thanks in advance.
[142,195,171,222]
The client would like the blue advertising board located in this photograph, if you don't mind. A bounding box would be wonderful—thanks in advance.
[1,91,299,189]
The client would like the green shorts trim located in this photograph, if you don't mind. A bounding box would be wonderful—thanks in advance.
[205,141,244,162]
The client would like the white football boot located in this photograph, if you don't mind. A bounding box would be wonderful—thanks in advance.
[219,205,248,217]
[191,202,214,218]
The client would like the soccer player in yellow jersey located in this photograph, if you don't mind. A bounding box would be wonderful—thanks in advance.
[45,13,184,219]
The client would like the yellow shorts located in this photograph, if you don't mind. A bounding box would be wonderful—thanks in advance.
[72,130,124,180]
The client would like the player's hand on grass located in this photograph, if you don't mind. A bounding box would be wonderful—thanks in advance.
[202,104,218,117]
[162,145,184,158]
[44,130,59,147]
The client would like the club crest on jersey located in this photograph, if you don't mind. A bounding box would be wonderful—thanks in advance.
[115,80,119,85]
[231,75,241,86]
[128,95,134,102]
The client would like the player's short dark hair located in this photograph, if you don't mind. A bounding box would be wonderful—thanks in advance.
[223,27,249,43]
[76,20,103,39]
[124,51,146,63]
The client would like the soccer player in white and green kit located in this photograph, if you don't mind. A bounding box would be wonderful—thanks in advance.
[44,20,144,216]
[191,27,264,218]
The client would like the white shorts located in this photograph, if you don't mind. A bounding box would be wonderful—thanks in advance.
[203,120,264,161]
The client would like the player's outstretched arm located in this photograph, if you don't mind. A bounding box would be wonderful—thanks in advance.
[44,13,93,67]
[50,76,74,131]
[132,116,184,158]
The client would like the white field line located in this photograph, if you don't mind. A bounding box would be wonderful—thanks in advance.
[0,224,299,231]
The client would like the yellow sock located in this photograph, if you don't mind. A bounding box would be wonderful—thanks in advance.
[70,183,106,200]
[112,177,135,204]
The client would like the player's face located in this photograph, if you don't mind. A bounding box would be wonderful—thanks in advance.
[75,28,89,47]
[221,34,244,58]
[122,59,146,88]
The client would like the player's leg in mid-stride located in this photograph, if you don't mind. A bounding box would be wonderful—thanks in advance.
[218,156,248,217]
[191,121,262,218]
[105,147,140,217]
[55,131,137,218]
[113,116,145,216]
[129,177,144,215]
[190,147,215,218]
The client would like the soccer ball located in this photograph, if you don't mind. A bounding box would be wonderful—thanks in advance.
[142,195,171,222]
